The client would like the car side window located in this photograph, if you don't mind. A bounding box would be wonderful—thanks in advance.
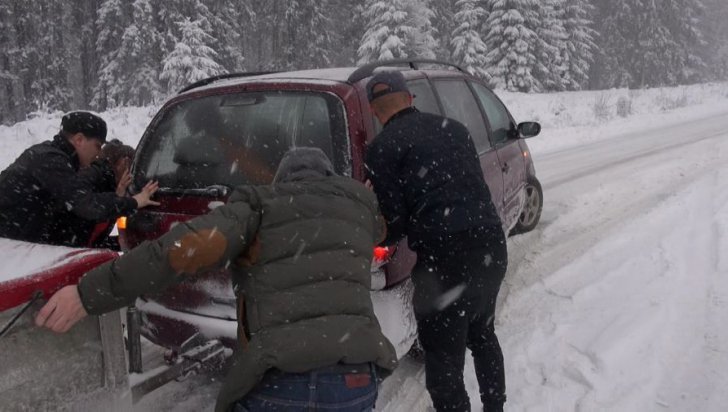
[470,82,515,145]
[407,79,441,115]
[432,79,491,152]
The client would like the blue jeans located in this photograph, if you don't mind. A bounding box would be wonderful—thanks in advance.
[233,364,378,411]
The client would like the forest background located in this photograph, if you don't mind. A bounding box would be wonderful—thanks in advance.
[0,0,726,125]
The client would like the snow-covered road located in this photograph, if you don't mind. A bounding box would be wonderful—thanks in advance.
[496,110,728,411]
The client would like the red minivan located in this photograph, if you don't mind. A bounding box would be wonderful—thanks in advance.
[123,60,543,350]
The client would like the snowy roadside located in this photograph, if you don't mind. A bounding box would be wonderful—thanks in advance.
[488,111,728,411]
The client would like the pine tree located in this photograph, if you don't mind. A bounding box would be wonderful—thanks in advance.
[92,0,129,109]
[592,0,708,88]
[33,0,71,111]
[429,0,456,60]
[534,0,568,91]
[276,0,335,70]
[561,0,596,90]
[405,0,438,59]
[483,0,541,92]
[160,18,226,93]
[662,0,707,84]
[116,0,163,106]
[0,1,29,123]
[158,0,218,70]
[329,0,366,66]
[702,0,728,79]
[207,0,252,71]
[357,0,436,64]
[450,0,489,80]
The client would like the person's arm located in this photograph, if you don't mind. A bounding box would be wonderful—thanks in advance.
[31,152,153,221]
[35,200,260,332]
[365,141,409,245]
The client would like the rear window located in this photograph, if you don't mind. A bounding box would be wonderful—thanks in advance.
[135,91,349,190]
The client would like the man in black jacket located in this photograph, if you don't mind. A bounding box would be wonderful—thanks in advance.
[0,111,158,246]
[365,71,508,412]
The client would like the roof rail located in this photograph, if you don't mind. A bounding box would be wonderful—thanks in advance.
[178,71,278,94]
[347,59,465,84]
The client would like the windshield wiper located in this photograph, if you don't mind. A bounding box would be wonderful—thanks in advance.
[156,185,231,197]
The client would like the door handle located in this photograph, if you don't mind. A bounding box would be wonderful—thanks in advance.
[502,163,510,173]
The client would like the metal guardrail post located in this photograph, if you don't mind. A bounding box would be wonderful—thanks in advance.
[127,305,143,373]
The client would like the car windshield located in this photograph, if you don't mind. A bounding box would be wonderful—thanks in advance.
[135,90,349,191]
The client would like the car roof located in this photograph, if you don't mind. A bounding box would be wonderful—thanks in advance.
[180,60,470,95]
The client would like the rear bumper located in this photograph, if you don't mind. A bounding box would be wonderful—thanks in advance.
[137,298,237,350]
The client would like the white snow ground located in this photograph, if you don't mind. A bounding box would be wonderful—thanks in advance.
[1,82,727,411]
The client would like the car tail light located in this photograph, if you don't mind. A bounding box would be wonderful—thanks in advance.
[373,246,394,263]
[371,246,395,290]
[116,216,129,251]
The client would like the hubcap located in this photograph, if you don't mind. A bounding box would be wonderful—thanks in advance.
[518,185,540,227]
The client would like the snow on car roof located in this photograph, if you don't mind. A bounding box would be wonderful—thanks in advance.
[181,66,444,95]
[187,68,359,94]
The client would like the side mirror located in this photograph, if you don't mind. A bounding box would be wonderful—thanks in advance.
[517,122,541,138]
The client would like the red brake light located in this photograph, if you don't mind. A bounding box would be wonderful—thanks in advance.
[373,246,392,262]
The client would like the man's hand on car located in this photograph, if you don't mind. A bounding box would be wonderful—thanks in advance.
[133,180,161,208]
[35,285,88,333]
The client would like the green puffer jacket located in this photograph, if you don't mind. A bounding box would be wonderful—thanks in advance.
[77,175,398,412]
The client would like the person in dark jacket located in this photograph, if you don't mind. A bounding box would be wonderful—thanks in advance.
[0,112,158,246]
[35,147,398,412]
[364,71,508,412]
[65,139,136,249]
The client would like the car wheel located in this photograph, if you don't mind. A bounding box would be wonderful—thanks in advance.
[510,176,543,235]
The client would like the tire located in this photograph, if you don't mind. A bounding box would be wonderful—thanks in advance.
[510,176,543,235]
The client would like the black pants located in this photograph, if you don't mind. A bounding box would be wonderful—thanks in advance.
[412,226,507,412]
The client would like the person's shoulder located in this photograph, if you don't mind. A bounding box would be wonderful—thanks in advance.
[229,184,268,205]
[330,176,377,200]
[19,140,70,169]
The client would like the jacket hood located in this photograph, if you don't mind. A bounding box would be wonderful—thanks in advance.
[273,147,335,183]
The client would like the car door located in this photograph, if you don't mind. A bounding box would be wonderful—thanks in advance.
[430,79,505,219]
[469,82,526,230]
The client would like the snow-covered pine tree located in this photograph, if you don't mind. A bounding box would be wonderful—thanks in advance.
[114,0,163,106]
[589,1,632,89]
[427,0,455,60]
[92,0,129,109]
[534,0,568,91]
[358,0,413,63]
[661,0,707,85]
[483,0,541,92]
[702,0,728,80]
[276,0,334,70]
[561,0,596,90]
[450,0,490,80]
[592,0,707,88]
[207,0,252,72]
[329,0,366,66]
[405,0,438,60]
[33,0,72,111]
[0,1,29,123]
[158,0,218,69]
[160,18,225,93]
[357,0,436,64]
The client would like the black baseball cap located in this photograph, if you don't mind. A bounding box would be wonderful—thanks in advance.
[366,70,410,102]
[61,111,107,142]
